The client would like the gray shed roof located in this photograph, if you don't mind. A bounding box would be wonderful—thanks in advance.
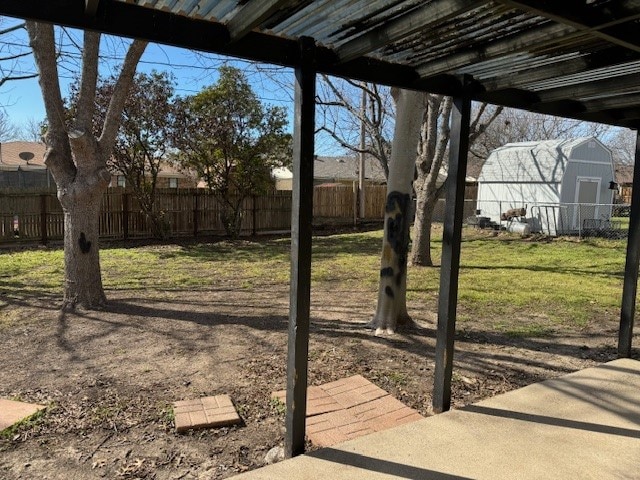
[479,137,606,183]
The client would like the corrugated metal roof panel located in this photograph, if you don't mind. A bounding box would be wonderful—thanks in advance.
[6,0,640,128]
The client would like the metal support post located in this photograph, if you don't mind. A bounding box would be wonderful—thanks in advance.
[433,92,471,413]
[285,36,316,458]
[619,130,640,357]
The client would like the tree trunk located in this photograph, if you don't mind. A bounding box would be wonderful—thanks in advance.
[410,181,438,266]
[370,89,424,335]
[411,96,452,267]
[59,180,108,309]
[220,200,244,237]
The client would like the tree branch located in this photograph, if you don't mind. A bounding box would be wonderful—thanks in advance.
[99,39,147,154]
[0,22,25,36]
[0,73,38,88]
[0,50,33,62]
[26,21,75,187]
[75,30,101,131]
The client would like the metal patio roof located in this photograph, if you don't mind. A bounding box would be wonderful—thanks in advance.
[3,0,640,129]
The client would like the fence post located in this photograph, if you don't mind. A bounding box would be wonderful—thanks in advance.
[193,191,199,237]
[352,181,358,227]
[40,194,48,245]
[252,195,257,236]
[578,204,582,239]
[122,192,129,240]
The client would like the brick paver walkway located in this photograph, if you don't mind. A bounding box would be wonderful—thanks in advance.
[0,399,45,431]
[272,375,423,446]
[173,395,241,433]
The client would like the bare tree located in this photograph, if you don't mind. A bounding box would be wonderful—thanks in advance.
[317,76,394,177]
[410,100,503,266]
[27,22,146,309]
[470,107,612,162]
[0,19,37,141]
[20,116,45,142]
[0,20,37,91]
[370,88,423,334]
[0,108,19,141]
[370,94,503,331]
[608,127,636,166]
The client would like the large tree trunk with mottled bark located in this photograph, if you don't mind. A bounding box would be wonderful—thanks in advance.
[27,21,146,310]
[370,89,424,335]
[60,183,108,308]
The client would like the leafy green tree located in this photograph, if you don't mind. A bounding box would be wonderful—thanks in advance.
[98,71,176,238]
[172,66,291,237]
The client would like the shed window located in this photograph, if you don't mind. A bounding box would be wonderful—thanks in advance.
[169,177,178,188]
[117,175,126,187]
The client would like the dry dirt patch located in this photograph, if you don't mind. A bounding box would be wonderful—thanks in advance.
[0,285,621,479]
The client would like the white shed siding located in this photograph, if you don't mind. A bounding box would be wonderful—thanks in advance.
[570,138,613,163]
[478,142,568,183]
[477,137,614,236]
[560,160,615,204]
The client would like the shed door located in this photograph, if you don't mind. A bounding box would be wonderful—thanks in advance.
[574,177,600,229]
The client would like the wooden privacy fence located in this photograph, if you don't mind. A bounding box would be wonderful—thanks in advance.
[0,185,478,245]
[0,185,393,244]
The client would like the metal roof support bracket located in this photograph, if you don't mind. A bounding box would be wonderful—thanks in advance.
[433,79,472,414]
[285,36,316,458]
[619,129,640,357]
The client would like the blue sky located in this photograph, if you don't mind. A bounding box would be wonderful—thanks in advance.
[0,17,341,155]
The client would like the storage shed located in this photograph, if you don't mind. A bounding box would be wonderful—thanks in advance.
[476,137,615,236]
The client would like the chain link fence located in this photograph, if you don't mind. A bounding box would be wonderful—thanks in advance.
[469,200,629,239]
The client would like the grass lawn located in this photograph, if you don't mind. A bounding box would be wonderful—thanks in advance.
[0,226,632,479]
[0,226,627,335]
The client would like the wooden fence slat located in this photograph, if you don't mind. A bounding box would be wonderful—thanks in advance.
[0,185,427,244]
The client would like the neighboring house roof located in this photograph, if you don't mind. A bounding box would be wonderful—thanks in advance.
[271,155,387,184]
[110,161,192,180]
[0,141,47,171]
[272,155,477,184]
[314,155,386,183]
[155,162,191,178]
[479,137,610,183]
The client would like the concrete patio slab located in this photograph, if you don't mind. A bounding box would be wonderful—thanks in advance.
[273,375,423,447]
[241,358,640,479]
[173,395,241,433]
[0,399,45,431]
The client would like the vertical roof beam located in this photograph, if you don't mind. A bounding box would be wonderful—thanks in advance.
[285,36,316,458]
[433,82,472,414]
[619,130,640,357]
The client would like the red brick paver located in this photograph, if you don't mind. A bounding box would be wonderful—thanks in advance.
[0,399,45,431]
[173,395,241,433]
[271,375,423,447]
